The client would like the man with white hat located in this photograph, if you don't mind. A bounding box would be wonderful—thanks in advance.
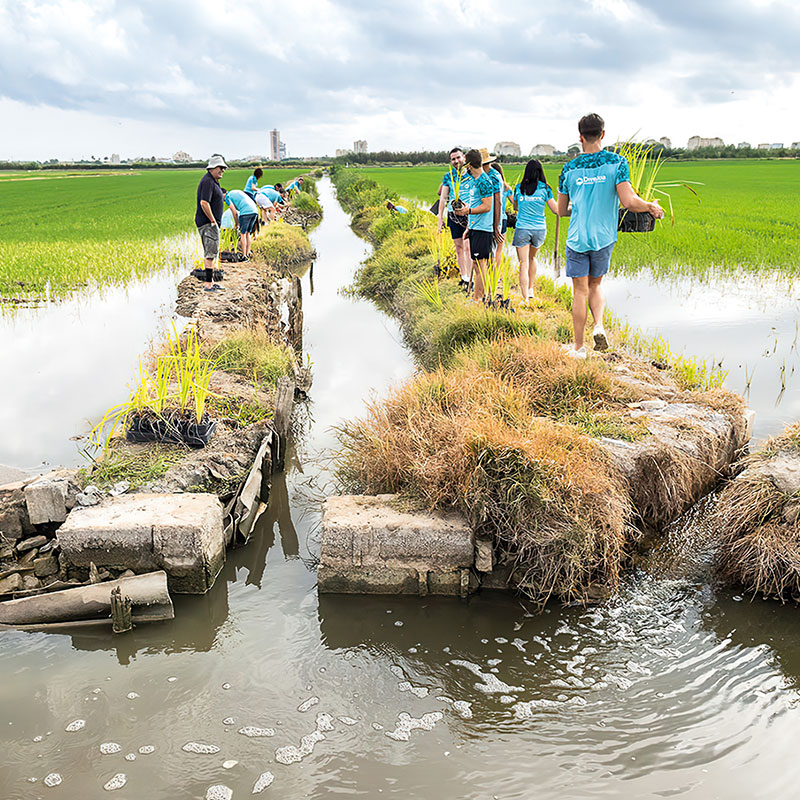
[195,154,227,282]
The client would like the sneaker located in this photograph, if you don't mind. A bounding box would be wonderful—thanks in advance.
[204,284,225,292]
[527,290,535,299]
[593,327,609,352]
[565,345,587,360]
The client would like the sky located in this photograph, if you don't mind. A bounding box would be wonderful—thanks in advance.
[1,0,799,161]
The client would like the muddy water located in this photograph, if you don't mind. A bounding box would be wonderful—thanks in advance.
[0,235,193,472]
[2,182,800,800]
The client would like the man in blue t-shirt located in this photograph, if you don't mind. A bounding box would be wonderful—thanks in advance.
[437,148,473,286]
[453,149,496,303]
[224,190,259,260]
[558,113,664,358]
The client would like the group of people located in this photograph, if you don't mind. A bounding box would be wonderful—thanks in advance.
[436,113,664,358]
[194,157,305,283]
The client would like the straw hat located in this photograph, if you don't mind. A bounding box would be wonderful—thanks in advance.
[479,148,496,164]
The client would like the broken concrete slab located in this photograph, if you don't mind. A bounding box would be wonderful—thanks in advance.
[24,480,68,525]
[318,494,473,596]
[16,535,48,554]
[57,494,226,594]
[0,573,23,594]
[33,554,59,578]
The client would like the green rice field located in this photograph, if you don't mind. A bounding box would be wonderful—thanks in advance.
[0,167,308,299]
[359,160,800,278]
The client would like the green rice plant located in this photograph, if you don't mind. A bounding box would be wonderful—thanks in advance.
[207,329,295,387]
[499,251,516,302]
[411,277,443,310]
[220,226,239,252]
[482,259,502,304]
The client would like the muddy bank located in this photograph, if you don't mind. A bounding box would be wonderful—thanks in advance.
[713,422,800,600]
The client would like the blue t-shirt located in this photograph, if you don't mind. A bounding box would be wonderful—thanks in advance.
[395,205,408,214]
[442,166,470,210]
[514,181,554,230]
[225,189,259,216]
[485,170,507,221]
[244,176,259,195]
[258,187,282,204]
[558,150,630,252]
[467,172,495,232]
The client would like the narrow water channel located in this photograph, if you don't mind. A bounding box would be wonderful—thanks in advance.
[1,181,799,800]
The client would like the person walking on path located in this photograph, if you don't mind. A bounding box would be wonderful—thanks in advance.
[195,154,227,282]
[224,189,259,260]
[244,167,262,202]
[437,148,473,288]
[512,159,558,305]
[453,148,496,303]
[557,113,664,358]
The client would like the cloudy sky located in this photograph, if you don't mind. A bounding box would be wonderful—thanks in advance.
[2,0,799,160]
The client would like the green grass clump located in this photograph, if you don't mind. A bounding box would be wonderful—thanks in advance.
[208,329,295,387]
[251,221,314,267]
[80,443,186,490]
[293,191,322,215]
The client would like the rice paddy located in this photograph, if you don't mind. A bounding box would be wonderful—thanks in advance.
[0,167,309,300]
[358,160,800,277]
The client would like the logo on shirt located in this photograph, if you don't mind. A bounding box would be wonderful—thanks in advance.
[575,175,607,186]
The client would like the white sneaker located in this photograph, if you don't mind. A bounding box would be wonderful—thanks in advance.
[528,290,535,298]
[565,345,587,360]
[593,327,609,352]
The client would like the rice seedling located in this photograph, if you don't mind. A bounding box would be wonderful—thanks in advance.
[498,250,516,306]
[220,226,239,253]
[411,277,444,310]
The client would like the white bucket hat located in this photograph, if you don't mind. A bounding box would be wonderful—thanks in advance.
[207,155,228,169]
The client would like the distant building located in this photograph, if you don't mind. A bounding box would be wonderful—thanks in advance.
[769,143,784,150]
[567,143,581,156]
[353,140,368,154]
[110,153,120,164]
[529,143,556,157]
[687,135,724,150]
[757,143,770,150]
[269,129,281,161]
[659,137,672,149]
[173,151,192,163]
[335,148,351,157]
[737,142,751,149]
[279,141,287,159]
[494,141,521,157]
[792,142,800,150]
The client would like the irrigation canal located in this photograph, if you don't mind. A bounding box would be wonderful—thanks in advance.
[1,180,799,798]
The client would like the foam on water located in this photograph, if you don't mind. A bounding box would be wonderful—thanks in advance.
[297,696,319,712]
[397,681,429,698]
[65,719,86,732]
[252,771,275,793]
[126,692,140,699]
[274,713,334,765]
[103,773,126,791]
[206,785,232,800]
[450,659,523,694]
[44,773,62,787]
[99,742,121,755]
[238,726,275,738]
[338,716,358,726]
[138,745,155,754]
[452,701,473,719]
[384,711,444,742]
[222,760,238,769]
[124,753,136,761]
[182,742,221,754]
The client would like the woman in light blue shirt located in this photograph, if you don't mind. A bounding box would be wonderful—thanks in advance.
[512,159,558,304]
[244,168,262,201]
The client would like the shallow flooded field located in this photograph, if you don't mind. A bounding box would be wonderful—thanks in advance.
[1,181,799,799]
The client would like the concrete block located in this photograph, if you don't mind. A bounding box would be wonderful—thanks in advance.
[24,480,68,525]
[34,554,59,578]
[319,494,473,596]
[0,573,23,594]
[475,537,493,572]
[57,494,225,594]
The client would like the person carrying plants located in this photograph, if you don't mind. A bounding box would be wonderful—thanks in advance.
[195,154,227,282]
[224,189,259,260]
[557,113,664,359]
[513,159,558,305]
[244,167,262,202]
[437,148,474,288]
[453,148,497,304]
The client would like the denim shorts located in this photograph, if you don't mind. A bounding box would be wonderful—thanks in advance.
[512,227,547,248]
[198,222,220,259]
[566,243,615,278]
[238,213,258,234]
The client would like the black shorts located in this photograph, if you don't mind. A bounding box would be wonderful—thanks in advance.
[447,214,467,240]
[468,229,494,261]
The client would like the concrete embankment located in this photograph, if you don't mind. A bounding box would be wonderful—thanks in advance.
[320,169,752,604]
[0,209,317,613]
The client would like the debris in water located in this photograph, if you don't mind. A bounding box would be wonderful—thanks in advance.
[103,773,127,791]
[222,717,236,726]
[167,677,177,683]
[495,637,508,644]
[65,719,86,732]
[252,771,275,793]
[297,696,319,712]
[384,711,443,742]
[394,620,404,627]
[182,742,221,754]
[138,745,155,755]
[99,742,121,755]
[44,773,62,787]
[222,760,238,769]
[206,785,233,800]
[238,726,275,738]
[221,683,231,690]
[127,692,140,700]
